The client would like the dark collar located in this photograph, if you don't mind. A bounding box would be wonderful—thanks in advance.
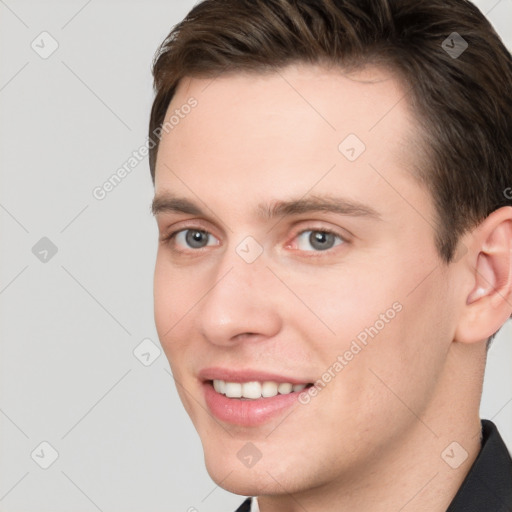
[447,419,512,511]
[234,497,252,512]
[234,420,512,512]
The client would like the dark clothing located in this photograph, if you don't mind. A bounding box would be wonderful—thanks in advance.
[234,498,251,512]
[447,420,512,511]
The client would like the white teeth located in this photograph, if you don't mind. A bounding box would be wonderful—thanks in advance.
[212,379,308,399]
[225,382,242,398]
[261,381,278,398]
[242,381,262,399]
[278,382,293,394]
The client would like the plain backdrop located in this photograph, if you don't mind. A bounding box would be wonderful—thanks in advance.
[0,1,511,511]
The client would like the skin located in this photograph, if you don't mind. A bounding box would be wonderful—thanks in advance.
[152,63,512,511]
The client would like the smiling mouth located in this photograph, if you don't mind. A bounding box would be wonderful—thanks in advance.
[210,379,314,400]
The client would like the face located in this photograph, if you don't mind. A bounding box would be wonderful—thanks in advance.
[152,64,458,497]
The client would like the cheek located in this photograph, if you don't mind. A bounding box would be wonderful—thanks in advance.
[286,263,401,352]
[154,255,200,320]
[302,256,451,401]
[153,260,174,340]
[341,266,453,421]
[153,257,195,359]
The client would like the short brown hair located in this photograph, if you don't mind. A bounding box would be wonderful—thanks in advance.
[149,0,512,266]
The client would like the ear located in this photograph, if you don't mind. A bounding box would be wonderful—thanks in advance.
[454,206,512,344]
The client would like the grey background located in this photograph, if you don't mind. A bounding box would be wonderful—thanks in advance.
[0,1,511,511]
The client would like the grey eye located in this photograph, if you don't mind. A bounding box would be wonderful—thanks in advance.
[175,229,219,249]
[296,230,343,251]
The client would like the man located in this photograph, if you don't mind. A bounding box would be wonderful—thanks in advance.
[148,0,512,510]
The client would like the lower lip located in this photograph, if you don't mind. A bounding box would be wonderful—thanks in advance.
[203,381,306,427]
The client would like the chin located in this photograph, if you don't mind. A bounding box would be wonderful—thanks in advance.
[208,468,284,497]
[202,445,287,496]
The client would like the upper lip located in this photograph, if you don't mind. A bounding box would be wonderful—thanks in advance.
[198,367,313,385]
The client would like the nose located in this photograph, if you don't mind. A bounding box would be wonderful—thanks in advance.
[196,246,283,347]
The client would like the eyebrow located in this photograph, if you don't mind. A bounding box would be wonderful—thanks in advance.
[257,195,381,220]
[151,194,381,221]
[151,193,381,222]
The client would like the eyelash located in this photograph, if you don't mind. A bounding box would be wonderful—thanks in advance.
[159,225,347,255]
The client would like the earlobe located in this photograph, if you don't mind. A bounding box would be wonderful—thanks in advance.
[455,207,512,344]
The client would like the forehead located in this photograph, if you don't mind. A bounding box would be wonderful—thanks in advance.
[154,63,427,220]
